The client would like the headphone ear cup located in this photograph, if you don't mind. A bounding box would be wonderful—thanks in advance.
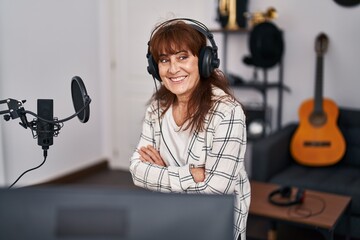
[295,188,305,204]
[199,46,214,78]
[268,186,305,206]
[147,53,161,81]
[280,186,292,198]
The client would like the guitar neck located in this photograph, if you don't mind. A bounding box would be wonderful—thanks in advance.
[314,55,324,113]
[313,32,328,114]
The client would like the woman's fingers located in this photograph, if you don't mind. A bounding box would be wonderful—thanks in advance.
[190,167,205,183]
[145,146,161,162]
[139,147,155,164]
[139,145,166,166]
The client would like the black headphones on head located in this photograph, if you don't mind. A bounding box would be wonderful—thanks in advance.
[146,18,220,81]
[268,186,305,207]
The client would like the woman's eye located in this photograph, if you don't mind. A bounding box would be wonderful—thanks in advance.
[159,59,168,63]
[179,55,188,60]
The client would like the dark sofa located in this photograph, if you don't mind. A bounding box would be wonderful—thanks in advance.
[251,107,360,238]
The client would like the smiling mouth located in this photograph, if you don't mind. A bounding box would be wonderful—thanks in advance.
[169,76,187,82]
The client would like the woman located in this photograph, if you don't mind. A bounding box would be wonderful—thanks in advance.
[130,18,250,240]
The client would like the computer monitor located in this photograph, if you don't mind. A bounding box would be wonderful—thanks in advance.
[0,186,234,240]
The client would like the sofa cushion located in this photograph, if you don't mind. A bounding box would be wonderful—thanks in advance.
[338,108,360,168]
[270,164,360,215]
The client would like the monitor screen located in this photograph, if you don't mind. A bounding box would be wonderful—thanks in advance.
[0,186,234,240]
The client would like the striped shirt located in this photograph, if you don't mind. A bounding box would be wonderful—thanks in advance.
[130,87,251,240]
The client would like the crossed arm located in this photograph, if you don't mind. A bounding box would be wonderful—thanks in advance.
[138,145,205,183]
[130,103,246,194]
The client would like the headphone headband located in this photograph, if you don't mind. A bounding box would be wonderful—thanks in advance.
[149,18,210,39]
[146,18,220,81]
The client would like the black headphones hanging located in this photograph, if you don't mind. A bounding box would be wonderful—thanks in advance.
[268,186,305,207]
[146,18,220,81]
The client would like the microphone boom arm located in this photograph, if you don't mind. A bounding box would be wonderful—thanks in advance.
[1,76,91,188]
[1,96,91,125]
[0,98,30,129]
[0,98,26,119]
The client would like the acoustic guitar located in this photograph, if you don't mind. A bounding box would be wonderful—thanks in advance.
[290,33,346,167]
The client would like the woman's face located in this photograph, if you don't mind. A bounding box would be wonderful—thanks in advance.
[158,48,200,102]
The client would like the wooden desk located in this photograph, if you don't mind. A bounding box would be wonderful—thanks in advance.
[249,181,351,240]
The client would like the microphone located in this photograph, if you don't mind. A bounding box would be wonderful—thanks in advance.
[37,99,54,150]
[0,76,92,151]
[0,76,92,188]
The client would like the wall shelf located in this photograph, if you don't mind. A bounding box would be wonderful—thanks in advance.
[211,28,289,140]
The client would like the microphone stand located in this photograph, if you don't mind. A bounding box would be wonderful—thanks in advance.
[0,76,92,188]
[1,95,91,188]
[0,98,30,129]
[0,98,49,155]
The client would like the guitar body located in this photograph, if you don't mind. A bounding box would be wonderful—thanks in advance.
[291,98,346,166]
[290,33,346,166]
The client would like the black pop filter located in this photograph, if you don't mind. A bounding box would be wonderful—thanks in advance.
[71,76,90,123]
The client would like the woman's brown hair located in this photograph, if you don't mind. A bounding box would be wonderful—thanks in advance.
[149,20,235,132]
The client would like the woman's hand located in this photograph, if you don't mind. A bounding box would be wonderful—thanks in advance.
[139,145,166,167]
[190,166,205,183]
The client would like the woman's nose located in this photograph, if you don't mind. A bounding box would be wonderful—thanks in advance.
[168,60,179,74]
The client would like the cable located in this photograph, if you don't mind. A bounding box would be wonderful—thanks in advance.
[8,150,48,189]
[287,194,326,219]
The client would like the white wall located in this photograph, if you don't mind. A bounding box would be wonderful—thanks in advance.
[0,0,359,185]
[0,0,107,187]
[110,0,360,169]
[238,1,360,128]
[0,126,4,185]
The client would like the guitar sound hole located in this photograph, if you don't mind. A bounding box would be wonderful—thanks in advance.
[304,141,331,147]
[309,112,327,127]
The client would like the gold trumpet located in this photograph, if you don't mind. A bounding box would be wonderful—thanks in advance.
[244,7,278,28]
[219,0,240,30]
